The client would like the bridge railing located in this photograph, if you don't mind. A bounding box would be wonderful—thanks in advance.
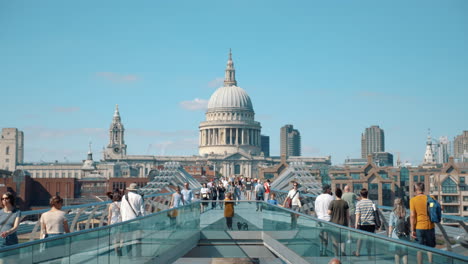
[270,188,468,252]
[1,200,467,264]
[16,191,175,242]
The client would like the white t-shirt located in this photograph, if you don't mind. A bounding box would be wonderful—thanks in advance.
[121,191,145,222]
[40,210,67,234]
[314,193,335,221]
[287,189,301,206]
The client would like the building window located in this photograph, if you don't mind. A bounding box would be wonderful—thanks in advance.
[443,206,459,214]
[351,173,360,179]
[463,196,468,202]
[442,196,459,203]
[464,206,468,212]
[442,177,457,193]
[380,172,388,179]
[369,183,379,201]
[5,146,9,155]
[413,176,418,182]
[353,184,363,194]
[420,176,425,182]
[42,172,45,177]
[400,168,409,182]
[382,183,392,206]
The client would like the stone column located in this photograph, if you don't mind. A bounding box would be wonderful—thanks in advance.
[241,128,244,145]
[236,128,239,145]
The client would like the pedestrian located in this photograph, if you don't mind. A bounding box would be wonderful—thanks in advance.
[0,192,21,248]
[234,181,242,203]
[217,182,226,209]
[210,182,218,209]
[267,193,278,206]
[120,183,144,257]
[327,188,349,257]
[106,192,122,256]
[410,182,436,264]
[168,186,185,227]
[245,178,253,200]
[389,198,409,264]
[224,192,235,230]
[354,188,376,258]
[341,185,357,229]
[181,182,193,205]
[315,184,335,256]
[200,183,210,213]
[255,180,265,211]
[283,181,302,228]
[263,179,271,201]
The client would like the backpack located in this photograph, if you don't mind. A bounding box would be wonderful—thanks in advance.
[427,195,442,223]
[395,215,410,238]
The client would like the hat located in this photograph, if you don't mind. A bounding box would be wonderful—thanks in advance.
[127,183,139,191]
[322,184,331,192]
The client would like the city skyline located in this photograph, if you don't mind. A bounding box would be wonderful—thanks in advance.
[1,1,467,165]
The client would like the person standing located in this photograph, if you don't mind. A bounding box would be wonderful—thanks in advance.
[181,183,193,205]
[120,183,144,257]
[169,186,185,227]
[283,182,302,228]
[263,179,271,201]
[200,183,210,213]
[341,185,357,229]
[217,182,226,209]
[210,183,218,209]
[315,184,335,256]
[255,180,265,211]
[245,178,253,201]
[224,192,235,230]
[354,188,376,258]
[389,198,409,264]
[106,192,122,256]
[327,188,349,257]
[410,182,436,264]
[0,192,21,248]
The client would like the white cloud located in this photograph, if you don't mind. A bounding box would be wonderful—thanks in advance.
[208,77,224,88]
[95,72,140,83]
[179,98,208,111]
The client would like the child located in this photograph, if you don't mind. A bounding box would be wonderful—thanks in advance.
[267,193,279,205]
[224,192,234,230]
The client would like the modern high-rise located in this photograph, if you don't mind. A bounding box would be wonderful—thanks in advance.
[435,136,451,164]
[261,135,270,157]
[454,131,468,161]
[361,125,385,158]
[280,125,301,157]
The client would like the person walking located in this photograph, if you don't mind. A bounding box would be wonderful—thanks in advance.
[315,184,335,256]
[106,192,122,256]
[210,183,218,209]
[200,183,210,213]
[217,182,226,209]
[245,178,253,201]
[354,188,376,258]
[341,185,357,229]
[255,180,265,211]
[181,182,193,205]
[224,192,235,230]
[120,183,144,257]
[389,198,409,264]
[169,186,185,227]
[0,192,21,248]
[40,195,71,236]
[263,179,271,201]
[327,188,349,257]
[283,181,302,228]
[410,182,436,264]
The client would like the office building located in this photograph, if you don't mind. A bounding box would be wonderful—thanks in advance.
[280,125,301,157]
[261,135,270,157]
[361,125,385,158]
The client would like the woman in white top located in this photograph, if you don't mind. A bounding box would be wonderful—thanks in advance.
[283,181,302,228]
[200,183,210,213]
[108,192,122,225]
[40,196,70,238]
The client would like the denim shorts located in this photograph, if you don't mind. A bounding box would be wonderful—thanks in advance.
[416,229,436,248]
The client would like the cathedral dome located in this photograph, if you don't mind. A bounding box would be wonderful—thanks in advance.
[207,85,253,112]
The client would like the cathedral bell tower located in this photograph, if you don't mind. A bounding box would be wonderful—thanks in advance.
[105,105,127,160]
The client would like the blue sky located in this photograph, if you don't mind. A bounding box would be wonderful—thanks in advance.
[1,0,467,165]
